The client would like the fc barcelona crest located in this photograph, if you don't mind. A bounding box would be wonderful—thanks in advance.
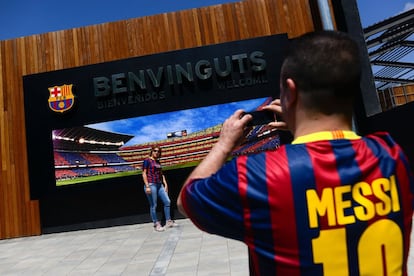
[48,84,75,113]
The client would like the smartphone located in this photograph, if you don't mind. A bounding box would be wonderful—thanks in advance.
[243,110,276,126]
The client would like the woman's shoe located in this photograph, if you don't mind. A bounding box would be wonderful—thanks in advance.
[166,220,178,228]
[154,221,165,232]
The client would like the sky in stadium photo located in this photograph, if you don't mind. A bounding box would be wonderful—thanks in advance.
[1,0,413,145]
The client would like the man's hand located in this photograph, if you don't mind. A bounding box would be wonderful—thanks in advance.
[215,109,252,154]
[261,99,288,130]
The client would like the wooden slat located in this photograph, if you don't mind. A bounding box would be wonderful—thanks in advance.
[0,0,321,239]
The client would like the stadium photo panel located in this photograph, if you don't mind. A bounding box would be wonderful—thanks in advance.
[52,97,283,187]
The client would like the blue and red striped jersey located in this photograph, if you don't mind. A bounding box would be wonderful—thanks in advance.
[181,131,414,275]
[142,158,163,184]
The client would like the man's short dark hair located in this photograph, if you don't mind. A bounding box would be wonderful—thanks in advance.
[281,30,361,114]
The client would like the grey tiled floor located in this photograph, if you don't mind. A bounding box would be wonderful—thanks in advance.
[0,219,248,276]
[0,217,412,275]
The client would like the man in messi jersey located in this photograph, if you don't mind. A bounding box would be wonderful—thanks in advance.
[177,30,414,275]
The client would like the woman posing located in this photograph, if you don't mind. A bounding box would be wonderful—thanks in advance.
[142,146,177,231]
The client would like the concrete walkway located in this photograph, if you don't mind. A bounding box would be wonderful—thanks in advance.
[0,218,412,275]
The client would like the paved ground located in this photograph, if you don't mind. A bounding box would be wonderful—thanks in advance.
[0,218,412,275]
[0,219,248,276]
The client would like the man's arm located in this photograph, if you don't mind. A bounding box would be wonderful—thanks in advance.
[177,99,286,217]
[177,109,251,216]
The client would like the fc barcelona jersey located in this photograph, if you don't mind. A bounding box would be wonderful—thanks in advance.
[142,158,163,184]
[181,131,414,275]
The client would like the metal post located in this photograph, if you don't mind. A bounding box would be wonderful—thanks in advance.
[317,0,335,30]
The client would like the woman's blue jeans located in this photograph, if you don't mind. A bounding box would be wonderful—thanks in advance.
[144,183,171,224]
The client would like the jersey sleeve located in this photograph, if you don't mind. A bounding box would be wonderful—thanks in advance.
[142,159,149,170]
[181,159,246,241]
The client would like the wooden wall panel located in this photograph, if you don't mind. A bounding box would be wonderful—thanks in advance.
[378,84,414,110]
[0,0,321,239]
[0,37,41,238]
[392,85,414,106]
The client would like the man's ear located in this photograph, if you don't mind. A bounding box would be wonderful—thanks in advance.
[285,78,297,108]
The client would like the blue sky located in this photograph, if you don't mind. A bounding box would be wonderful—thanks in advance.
[1,1,413,146]
[93,98,268,146]
[356,1,414,26]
